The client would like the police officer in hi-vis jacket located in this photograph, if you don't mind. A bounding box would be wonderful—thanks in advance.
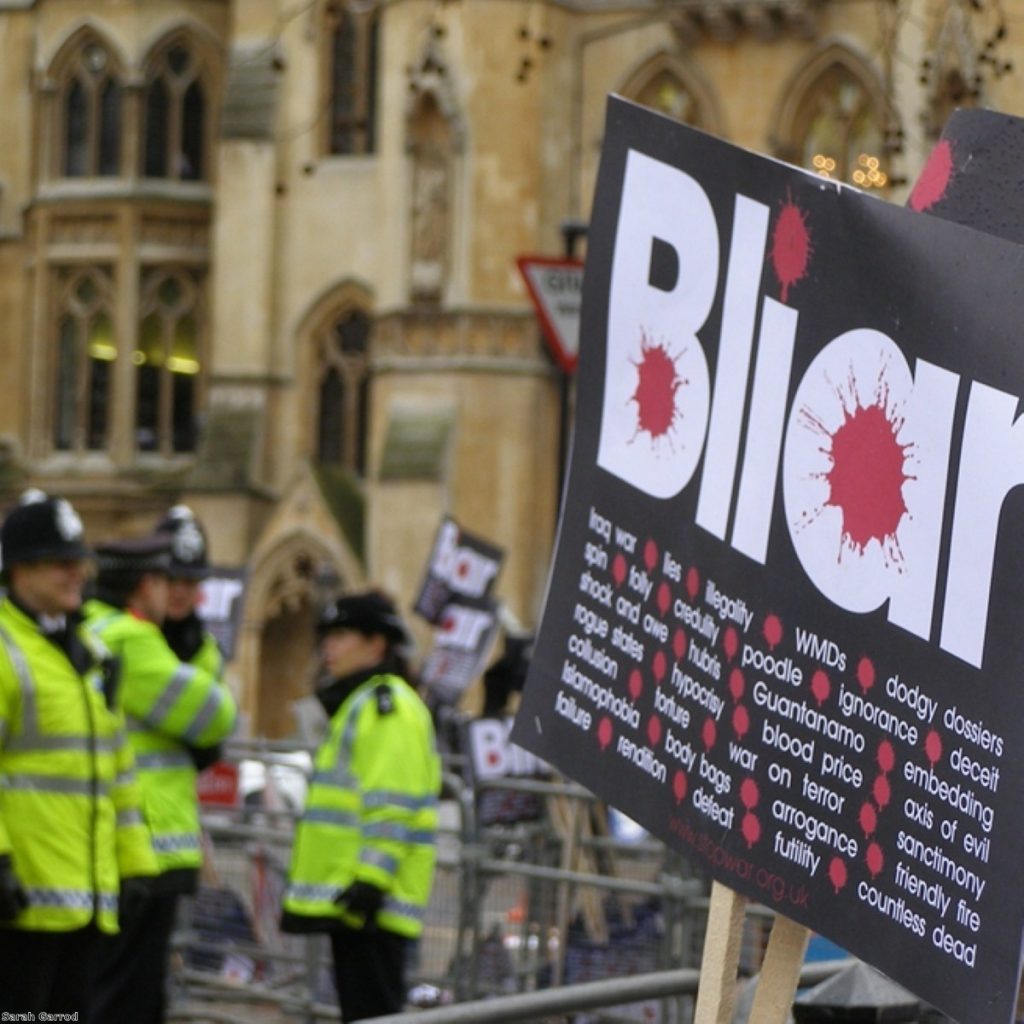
[0,491,157,1017]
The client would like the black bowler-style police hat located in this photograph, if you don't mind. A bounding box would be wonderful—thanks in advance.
[154,504,210,579]
[316,590,409,645]
[94,534,174,577]
[0,490,91,568]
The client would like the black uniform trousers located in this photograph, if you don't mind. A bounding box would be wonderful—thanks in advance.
[91,891,180,1024]
[330,925,410,1021]
[0,923,100,1017]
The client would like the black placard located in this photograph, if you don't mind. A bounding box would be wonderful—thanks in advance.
[511,96,1024,1024]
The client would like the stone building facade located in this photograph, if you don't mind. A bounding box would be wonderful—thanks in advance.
[0,0,1018,734]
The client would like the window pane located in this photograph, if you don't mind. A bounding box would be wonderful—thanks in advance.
[172,373,196,452]
[355,373,370,476]
[181,82,204,181]
[330,15,357,155]
[318,368,344,463]
[335,311,371,355]
[135,364,160,451]
[98,79,121,176]
[365,17,379,153]
[170,314,199,374]
[55,319,77,451]
[65,79,88,177]
[87,356,110,450]
[144,80,170,177]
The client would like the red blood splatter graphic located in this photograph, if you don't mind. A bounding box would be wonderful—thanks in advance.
[686,566,700,601]
[597,717,613,751]
[644,538,658,572]
[673,628,687,660]
[740,778,759,809]
[732,704,750,739]
[628,669,643,701]
[824,401,911,553]
[856,656,876,694]
[810,669,830,706]
[657,582,671,616]
[925,729,943,766]
[612,554,628,587]
[873,774,891,810]
[487,749,501,767]
[741,812,761,848]
[770,195,812,303]
[909,139,953,213]
[829,857,848,893]
[728,668,745,703]
[763,614,783,650]
[859,801,877,836]
[866,842,884,878]
[722,627,739,662]
[673,770,688,804]
[630,333,683,442]
[652,650,667,684]
[702,717,717,751]
[647,716,662,746]
[877,740,895,774]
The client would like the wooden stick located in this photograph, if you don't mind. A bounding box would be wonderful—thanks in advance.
[746,912,811,1024]
[693,881,748,1024]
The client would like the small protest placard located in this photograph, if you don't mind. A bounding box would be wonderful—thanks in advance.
[420,595,502,704]
[511,96,1024,1024]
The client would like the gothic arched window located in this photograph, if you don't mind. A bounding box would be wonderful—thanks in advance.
[59,41,123,177]
[142,40,208,180]
[328,7,379,155]
[316,308,372,474]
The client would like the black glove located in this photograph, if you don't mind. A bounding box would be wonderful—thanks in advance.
[188,743,223,772]
[118,875,152,926]
[0,855,27,922]
[334,880,384,923]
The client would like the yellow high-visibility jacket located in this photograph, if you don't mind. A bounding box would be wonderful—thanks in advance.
[282,672,441,939]
[83,600,237,883]
[0,598,157,932]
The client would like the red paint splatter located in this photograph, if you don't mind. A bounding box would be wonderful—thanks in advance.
[728,667,744,703]
[612,554,628,587]
[657,582,671,616]
[652,650,667,683]
[763,614,783,650]
[925,729,943,766]
[877,740,895,774]
[673,770,688,804]
[770,195,812,303]
[740,778,759,809]
[722,627,739,662]
[909,139,953,212]
[597,717,613,751]
[628,669,643,701]
[856,656,875,694]
[859,802,877,836]
[487,750,501,767]
[644,538,658,572]
[647,716,662,746]
[741,812,761,848]
[873,774,891,810]
[702,717,717,751]
[829,857,848,893]
[810,669,830,706]
[673,628,687,660]
[630,333,683,442]
[866,842,884,878]
[824,401,911,553]
[685,567,700,601]
[732,704,750,739]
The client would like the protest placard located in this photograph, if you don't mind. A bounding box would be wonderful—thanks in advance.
[511,96,1024,1024]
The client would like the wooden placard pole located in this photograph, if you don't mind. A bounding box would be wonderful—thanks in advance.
[694,883,811,1024]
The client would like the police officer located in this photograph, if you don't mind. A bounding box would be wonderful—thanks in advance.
[0,492,157,1017]
[282,590,441,1021]
[84,532,238,1024]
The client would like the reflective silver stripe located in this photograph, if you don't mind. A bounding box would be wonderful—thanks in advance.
[1,774,109,796]
[134,752,193,770]
[182,687,227,744]
[364,791,439,812]
[115,769,137,788]
[333,685,378,779]
[303,808,360,829]
[26,887,117,913]
[312,769,356,789]
[383,897,425,923]
[287,882,340,903]
[5,734,116,755]
[152,833,201,854]
[0,623,38,741]
[145,665,195,730]
[359,848,398,875]
[363,822,436,845]
[117,808,144,827]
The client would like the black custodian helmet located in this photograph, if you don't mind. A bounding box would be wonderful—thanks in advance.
[154,505,210,579]
[316,590,410,647]
[0,490,91,569]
